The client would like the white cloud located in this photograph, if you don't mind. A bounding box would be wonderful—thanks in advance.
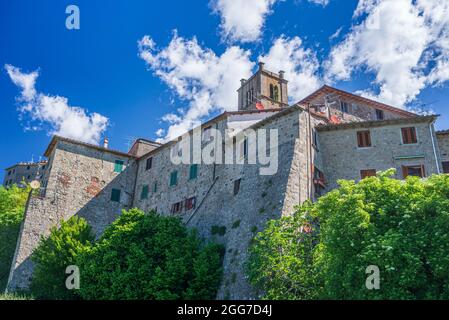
[326,0,449,108]
[308,0,329,6]
[259,36,322,102]
[5,64,108,144]
[211,0,279,43]
[138,32,254,140]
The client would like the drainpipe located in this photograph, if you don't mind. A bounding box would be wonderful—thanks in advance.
[429,120,441,174]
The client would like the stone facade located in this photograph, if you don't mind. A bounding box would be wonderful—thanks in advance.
[5,69,449,299]
[3,161,47,187]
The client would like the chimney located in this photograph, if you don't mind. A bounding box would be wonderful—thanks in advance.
[103,137,109,149]
[258,61,265,71]
[279,70,285,79]
[240,79,246,87]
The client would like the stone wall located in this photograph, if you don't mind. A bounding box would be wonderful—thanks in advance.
[318,120,441,190]
[7,140,137,291]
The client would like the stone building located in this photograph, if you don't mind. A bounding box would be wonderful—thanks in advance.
[5,67,449,299]
[3,160,48,187]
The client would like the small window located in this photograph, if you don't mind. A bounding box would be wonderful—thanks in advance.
[361,169,376,179]
[114,160,124,173]
[341,102,349,113]
[170,171,178,187]
[203,126,212,141]
[42,166,46,170]
[234,179,241,196]
[312,129,318,148]
[269,84,274,99]
[376,109,384,120]
[153,182,158,193]
[26,166,30,170]
[443,161,449,174]
[357,130,372,148]
[8,171,11,176]
[140,185,149,200]
[111,188,121,202]
[171,201,183,214]
[146,158,153,170]
[273,86,279,101]
[402,165,425,178]
[401,127,417,144]
[185,197,197,210]
[189,164,198,180]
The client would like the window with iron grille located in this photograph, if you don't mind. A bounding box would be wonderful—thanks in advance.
[361,169,376,179]
[171,201,183,214]
[357,130,372,148]
[401,127,417,144]
[185,197,196,210]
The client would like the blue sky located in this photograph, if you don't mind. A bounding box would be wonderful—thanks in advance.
[1,0,449,182]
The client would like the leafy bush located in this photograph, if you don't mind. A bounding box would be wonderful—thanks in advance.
[0,184,30,291]
[0,293,34,300]
[30,216,94,299]
[77,209,223,300]
[248,171,449,300]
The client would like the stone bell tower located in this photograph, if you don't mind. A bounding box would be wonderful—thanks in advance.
[237,62,289,111]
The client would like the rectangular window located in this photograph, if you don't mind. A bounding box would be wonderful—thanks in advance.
[401,127,417,144]
[341,101,349,113]
[111,188,121,202]
[361,169,376,179]
[203,126,212,141]
[170,171,178,187]
[312,129,318,148]
[239,138,248,158]
[171,201,183,214]
[189,164,198,180]
[402,165,425,178]
[140,185,149,200]
[357,130,372,148]
[8,171,11,176]
[185,197,197,211]
[114,160,124,173]
[234,179,241,196]
[153,182,158,193]
[376,109,384,120]
[146,157,153,170]
[443,161,449,174]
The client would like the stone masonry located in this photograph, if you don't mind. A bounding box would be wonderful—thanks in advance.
[5,67,448,298]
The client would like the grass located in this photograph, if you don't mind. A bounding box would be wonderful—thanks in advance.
[0,292,34,300]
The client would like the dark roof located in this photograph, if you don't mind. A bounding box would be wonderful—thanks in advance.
[44,136,134,158]
[316,115,438,132]
[299,85,418,118]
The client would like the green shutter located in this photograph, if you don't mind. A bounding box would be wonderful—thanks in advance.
[111,189,121,202]
[114,160,124,173]
[189,164,198,180]
[141,185,149,200]
[170,171,178,186]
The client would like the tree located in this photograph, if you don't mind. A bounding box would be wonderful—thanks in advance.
[248,170,449,300]
[77,208,223,300]
[30,216,94,299]
[0,184,30,291]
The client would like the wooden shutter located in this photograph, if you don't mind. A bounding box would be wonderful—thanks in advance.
[402,127,417,144]
[357,131,371,148]
[420,164,426,178]
[402,166,409,179]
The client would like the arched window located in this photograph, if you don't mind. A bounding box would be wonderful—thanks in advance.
[269,84,274,99]
[273,86,279,101]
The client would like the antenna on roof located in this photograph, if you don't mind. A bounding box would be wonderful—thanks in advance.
[123,136,139,151]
